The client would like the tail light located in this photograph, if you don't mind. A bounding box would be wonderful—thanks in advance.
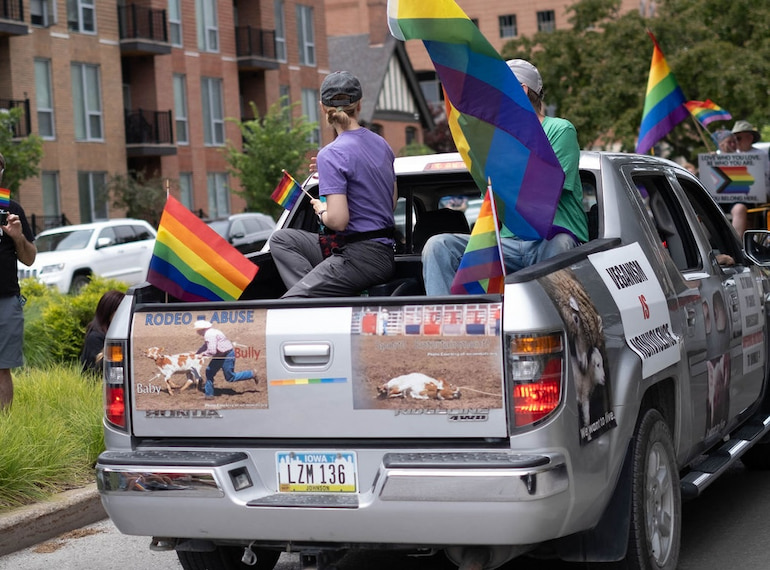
[104,341,127,429]
[506,333,564,428]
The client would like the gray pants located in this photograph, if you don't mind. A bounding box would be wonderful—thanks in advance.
[270,229,395,298]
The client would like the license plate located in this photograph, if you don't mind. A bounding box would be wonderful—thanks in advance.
[276,451,357,493]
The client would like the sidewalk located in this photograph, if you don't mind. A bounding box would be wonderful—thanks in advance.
[0,484,106,556]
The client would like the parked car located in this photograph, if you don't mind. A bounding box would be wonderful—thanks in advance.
[206,212,276,254]
[17,219,157,294]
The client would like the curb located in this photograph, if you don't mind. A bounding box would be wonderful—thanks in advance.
[0,484,106,557]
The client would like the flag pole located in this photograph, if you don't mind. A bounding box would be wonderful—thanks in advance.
[689,116,715,152]
[284,169,314,200]
[487,178,506,283]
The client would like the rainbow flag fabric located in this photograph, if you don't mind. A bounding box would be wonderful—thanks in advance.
[450,187,505,295]
[635,32,689,155]
[387,0,565,241]
[147,195,258,302]
[717,166,754,195]
[685,99,732,128]
[0,188,9,209]
[271,170,303,210]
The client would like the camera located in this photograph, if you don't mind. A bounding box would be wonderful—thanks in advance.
[0,210,7,226]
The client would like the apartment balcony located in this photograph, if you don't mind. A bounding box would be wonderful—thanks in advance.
[118,4,171,56]
[0,98,31,138]
[0,0,28,36]
[235,26,279,71]
[124,109,176,157]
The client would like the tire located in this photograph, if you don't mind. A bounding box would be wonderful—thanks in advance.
[740,440,770,470]
[177,545,280,570]
[69,274,91,295]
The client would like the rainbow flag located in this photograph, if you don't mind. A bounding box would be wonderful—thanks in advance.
[387,0,565,240]
[147,195,258,302]
[635,31,689,155]
[450,186,505,295]
[717,166,754,195]
[271,170,303,210]
[685,99,732,128]
[0,188,9,209]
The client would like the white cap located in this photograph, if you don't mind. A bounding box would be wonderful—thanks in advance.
[194,320,212,330]
[506,59,543,95]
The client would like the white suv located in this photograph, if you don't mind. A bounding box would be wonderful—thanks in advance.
[18,219,157,294]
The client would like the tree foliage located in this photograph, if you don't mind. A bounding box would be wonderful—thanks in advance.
[501,0,770,162]
[224,98,317,218]
[107,170,168,227]
[0,108,44,196]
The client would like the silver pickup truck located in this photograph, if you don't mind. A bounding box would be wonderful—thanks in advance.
[96,152,770,570]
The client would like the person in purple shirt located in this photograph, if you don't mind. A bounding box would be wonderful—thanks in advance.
[269,71,397,297]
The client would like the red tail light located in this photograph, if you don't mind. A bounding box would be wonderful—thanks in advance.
[104,341,127,430]
[106,386,126,428]
[512,358,562,427]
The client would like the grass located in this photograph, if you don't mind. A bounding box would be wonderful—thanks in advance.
[0,364,104,511]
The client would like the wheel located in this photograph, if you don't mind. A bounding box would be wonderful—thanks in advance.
[69,274,91,294]
[740,440,770,470]
[621,408,681,570]
[177,545,280,570]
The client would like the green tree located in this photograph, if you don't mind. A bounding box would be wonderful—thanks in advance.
[501,0,770,162]
[0,107,44,196]
[107,170,168,227]
[224,98,317,218]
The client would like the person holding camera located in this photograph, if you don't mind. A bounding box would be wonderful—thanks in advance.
[0,152,37,410]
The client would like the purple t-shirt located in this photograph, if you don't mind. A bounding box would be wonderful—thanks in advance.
[316,128,396,242]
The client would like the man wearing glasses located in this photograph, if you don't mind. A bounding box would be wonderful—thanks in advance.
[732,120,761,153]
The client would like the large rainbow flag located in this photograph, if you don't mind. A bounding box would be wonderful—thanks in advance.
[635,31,689,155]
[147,195,258,302]
[450,186,505,295]
[271,170,304,210]
[685,99,731,128]
[387,0,565,241]
[0,188,9,209]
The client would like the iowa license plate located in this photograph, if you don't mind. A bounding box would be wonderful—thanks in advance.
[276,451,357,493]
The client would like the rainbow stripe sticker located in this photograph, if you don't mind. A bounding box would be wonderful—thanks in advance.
[270,378,347,386]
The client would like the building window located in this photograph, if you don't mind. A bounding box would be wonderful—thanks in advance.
[301,88,320,147]
[201,77,224,146]
[196,0,219,52]
[296,5,315,66]
[168,0,182,46]
[405,126,417,145]
[499,14,517,38]
[537,10,556,33]
[417,71,442,106]
[35,59,55,139]
[78,171,108,222]
[207,173,229,218]
[67,0,95,33]
[179,172,193,210]
[31,0,57,27]
[71,63,103,141]
[42,172,61,218]
[279,84,290,105]
[173,74,189,145]
[274,0,286,62]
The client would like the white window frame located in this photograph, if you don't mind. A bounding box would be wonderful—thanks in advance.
[31,0,58,27]
[201,77,225,146]
[168,0,182,46]
[173,74,189,145]
[78,171,108,222]
[301,88,320,147]
[274,0,286,62]
[196,0,219,52]
[35,58,55,140]
[179,172,194,211]
[207,172,230,218]
[296,5,315,66]
[67,0,96,34]
[71,62,103,142]
[41,171,61,218]
[499,14,517,38]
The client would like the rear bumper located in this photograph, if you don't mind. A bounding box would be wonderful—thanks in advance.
[96,448,571,546]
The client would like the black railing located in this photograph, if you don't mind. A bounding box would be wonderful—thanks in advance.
[0,98,31,138]
[118,4,167,42]
[124,109,173,145]
[235,26,276,59]
[0,0,23,21]
[30,214,71,235]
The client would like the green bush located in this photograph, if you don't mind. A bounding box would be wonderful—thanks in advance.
[0,364,104,510]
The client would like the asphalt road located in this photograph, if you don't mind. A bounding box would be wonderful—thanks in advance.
[2,463,769,569]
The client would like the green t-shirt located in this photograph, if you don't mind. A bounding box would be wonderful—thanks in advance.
[501,115,588,243]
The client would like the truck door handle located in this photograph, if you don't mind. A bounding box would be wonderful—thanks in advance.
[685,308,696,327]
[282,343,331,367]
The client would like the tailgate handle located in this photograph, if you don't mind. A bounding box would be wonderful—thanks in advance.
[282,343,331,367]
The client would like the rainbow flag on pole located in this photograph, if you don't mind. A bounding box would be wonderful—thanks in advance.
[0,188,10,209]
[147,195,258,302]
[450,186,505,295]
[635,31,689,155]
[271,170,304,210]
[685,99,732,128]
[387,0,565,241]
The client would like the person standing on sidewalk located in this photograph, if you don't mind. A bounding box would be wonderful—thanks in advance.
[194,320,258,400]
[0,152,37,410]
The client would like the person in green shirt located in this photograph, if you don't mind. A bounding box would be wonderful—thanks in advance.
[422,59,588,296]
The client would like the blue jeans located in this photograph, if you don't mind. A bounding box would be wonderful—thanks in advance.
[204,349,254,397]
[422,232,578,296]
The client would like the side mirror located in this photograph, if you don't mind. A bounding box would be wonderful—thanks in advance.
[96,237,114,249]
[743,230,770,265]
